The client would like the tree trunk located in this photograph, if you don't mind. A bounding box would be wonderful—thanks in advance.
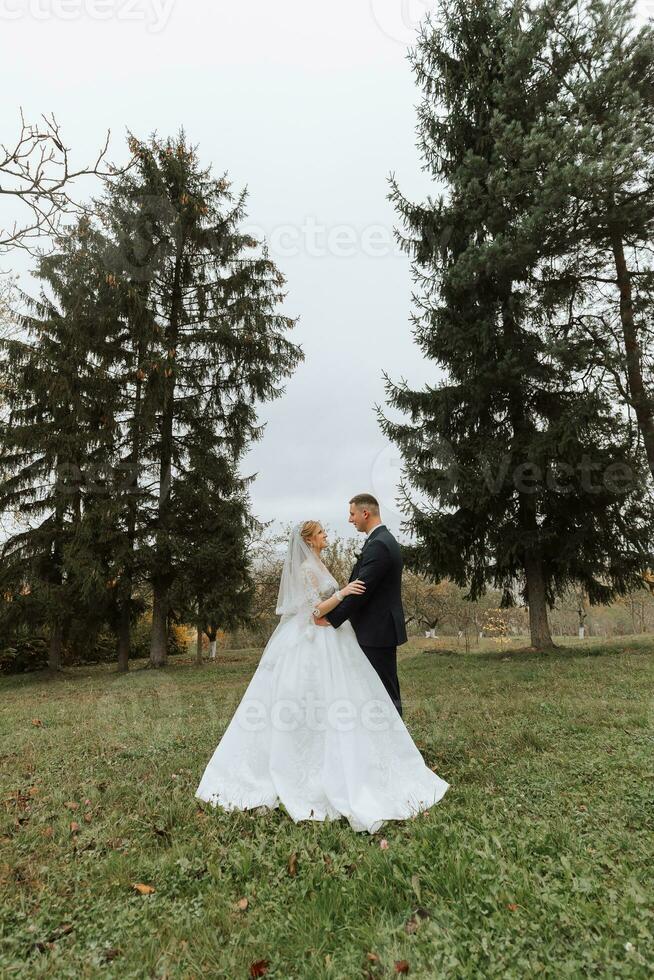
[610,229,654,482]
[48,621,63,670]
[502,295,556,652]
[150,590,168,667]
[196,623,203,664]
[116,334,144,670]
[523,549,556,651]
[577,588,588,641]
[46,498,67,671]
[629,595,636,635]
[117,604,130,673]
[149,238,183,668]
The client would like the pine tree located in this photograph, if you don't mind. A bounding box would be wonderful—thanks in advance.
[99,131,303,666]
[381,0,654,650]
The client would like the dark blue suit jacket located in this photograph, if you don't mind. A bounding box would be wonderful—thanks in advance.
[325,525,408,648]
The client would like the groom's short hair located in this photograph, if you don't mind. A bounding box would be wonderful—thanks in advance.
[350,493,380,514]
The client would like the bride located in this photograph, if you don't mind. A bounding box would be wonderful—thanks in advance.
[195,520,450,833]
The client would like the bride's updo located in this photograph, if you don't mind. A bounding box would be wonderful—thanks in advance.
[300,520,321,544]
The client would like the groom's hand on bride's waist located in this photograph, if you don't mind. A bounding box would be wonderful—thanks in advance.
[314,616,331,627]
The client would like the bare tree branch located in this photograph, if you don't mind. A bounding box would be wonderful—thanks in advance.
[0,107,134,255]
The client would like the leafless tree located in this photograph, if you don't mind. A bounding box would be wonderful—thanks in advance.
[0,107,133,255]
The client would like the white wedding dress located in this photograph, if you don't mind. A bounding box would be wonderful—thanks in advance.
[195,527,450,833]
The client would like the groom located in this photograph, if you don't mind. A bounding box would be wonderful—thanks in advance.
[316,493,407,717]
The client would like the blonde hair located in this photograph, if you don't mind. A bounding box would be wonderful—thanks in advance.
[300,520,322,544]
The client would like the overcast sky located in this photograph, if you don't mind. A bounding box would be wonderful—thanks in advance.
[2,0,650,544]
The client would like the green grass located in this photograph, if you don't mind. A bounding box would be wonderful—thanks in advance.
[1,635,653,979]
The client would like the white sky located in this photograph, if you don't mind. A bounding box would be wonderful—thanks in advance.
[2,0,651,543]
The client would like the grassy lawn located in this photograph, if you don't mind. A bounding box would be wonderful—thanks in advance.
[1,635,653,978]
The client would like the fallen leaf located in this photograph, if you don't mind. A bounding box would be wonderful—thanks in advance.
[288,852,298,876]
[249,959,269,978]
[236,897,249,911]
[506,902,519,911]
[31,719,43,727]
[395,961,410,974]
[102,948,121,962]
[366,952,380,963]
[6,791,31,812]
[83,813,93,824]
[69,822,80,833]
[42,826,53,838]
[379,839,389,850]
[28,786,39,797]
[64,802,80,811]
[132,883,155,895]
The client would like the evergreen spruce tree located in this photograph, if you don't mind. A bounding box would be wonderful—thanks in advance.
[381,0,654,650]
[92,170,166,671]
[171,433,255,663]
[0,218,127,668]
[535,0,654,481]
[100,131,302,666]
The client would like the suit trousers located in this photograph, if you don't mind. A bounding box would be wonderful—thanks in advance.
[359,644,402,718]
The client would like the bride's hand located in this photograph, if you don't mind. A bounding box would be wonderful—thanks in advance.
[342,579,366,597]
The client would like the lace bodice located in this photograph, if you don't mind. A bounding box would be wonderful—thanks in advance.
[300,560,338,607]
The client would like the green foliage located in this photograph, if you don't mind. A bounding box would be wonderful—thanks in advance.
[98,130,303,663]
[0,129,303,668]
[0,217,129,664]
[0,635,48,673]
[0,615,187,673]
[533,0,654,479]
[381,0,654,645]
